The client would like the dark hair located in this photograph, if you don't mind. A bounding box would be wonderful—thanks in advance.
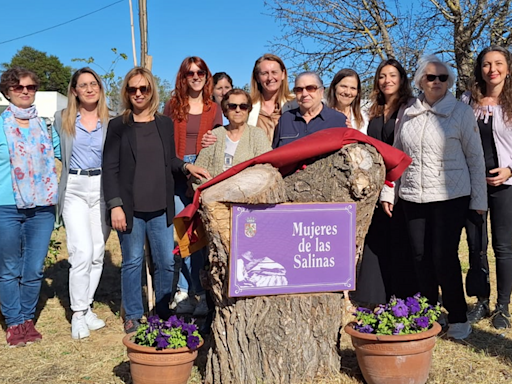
[327,68,364,129]
[168,56,213,122]
[368,59,412,119]
[213,72,233,87]
[470,45,512,122]
[221,89,253,115]
[0,67,40,99]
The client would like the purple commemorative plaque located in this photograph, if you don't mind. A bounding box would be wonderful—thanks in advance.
[229,202,356,297]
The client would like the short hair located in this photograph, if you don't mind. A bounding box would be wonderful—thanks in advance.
[295,71,324,88]
[213,72,233,87]
[414,55,455,90]
[121,67,159,122]
[250,53,294,105]
[0,67,40,99]
[368,58,412,119]
[221,89,253,115]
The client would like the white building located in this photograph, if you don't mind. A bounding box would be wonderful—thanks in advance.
[0,91,67,124]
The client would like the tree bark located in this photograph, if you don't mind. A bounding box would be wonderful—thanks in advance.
[202,144,385,384]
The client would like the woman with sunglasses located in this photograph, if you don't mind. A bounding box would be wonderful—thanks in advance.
[0,67,58,347]
[163,56,222,316]
[191,89,272,188]
[380,55,487,340]
[327,68,368,133]
[352,59,414,307]
[52,67,110,339]
[103,67,210,333]
[461,46,512,329]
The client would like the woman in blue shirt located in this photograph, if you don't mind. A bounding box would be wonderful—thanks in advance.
[52,68,111,339]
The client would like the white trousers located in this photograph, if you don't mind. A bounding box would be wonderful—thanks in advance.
[62,174,110,312]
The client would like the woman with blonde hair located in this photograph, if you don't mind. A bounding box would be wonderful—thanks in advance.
[52,67,110,339]
[103,67,210,333]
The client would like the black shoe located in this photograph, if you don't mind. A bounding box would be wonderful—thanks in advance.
[124,319,141,334]
[467,299,490,324]
[492,304,511,330]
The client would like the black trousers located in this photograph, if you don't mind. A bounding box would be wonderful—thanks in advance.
[466,184,512,306]
[401,196,469,324]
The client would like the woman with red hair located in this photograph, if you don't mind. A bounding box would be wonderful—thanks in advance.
[163,56,222,316]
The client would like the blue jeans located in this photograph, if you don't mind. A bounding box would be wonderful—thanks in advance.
[0,205,55,327]
[118,210,177,320]
[175,179,205,296]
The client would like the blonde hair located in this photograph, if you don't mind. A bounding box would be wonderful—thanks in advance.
[61,68,109,136]
[121,67,159,123]
[250,54,294,106]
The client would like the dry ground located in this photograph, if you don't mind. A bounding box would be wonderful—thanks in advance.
[0,228,512,384]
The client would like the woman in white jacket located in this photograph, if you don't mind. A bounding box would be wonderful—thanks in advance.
[381,55,487,340]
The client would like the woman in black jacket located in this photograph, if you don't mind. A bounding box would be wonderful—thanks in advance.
[102,67,210,333]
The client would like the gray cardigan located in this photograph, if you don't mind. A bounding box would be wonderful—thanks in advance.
[52,110,109,219]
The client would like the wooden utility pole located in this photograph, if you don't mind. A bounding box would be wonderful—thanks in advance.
[138,0,151,69]
[128,0,137,67]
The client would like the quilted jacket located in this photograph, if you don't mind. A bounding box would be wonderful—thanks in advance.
[381,92,487,211]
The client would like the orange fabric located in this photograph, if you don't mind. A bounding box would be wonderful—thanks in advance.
[174,127,412,256]
[163,101,219,159]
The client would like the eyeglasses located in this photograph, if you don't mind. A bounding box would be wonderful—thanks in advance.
[227,103,250,111]
[76,81,100,90]
[126,86,150,95]
[186,70,207,79]
[10,84,38,94]
[425,74,449,82]
[293,85,322,94]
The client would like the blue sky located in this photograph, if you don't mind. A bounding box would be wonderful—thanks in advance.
[0,0,283,90]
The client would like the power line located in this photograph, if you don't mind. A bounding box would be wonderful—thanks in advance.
[0,0,124,45]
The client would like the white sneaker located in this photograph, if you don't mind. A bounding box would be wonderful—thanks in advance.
[71,314,90,340]
[84,308,105,331]
[170,290,188,310]
[173,291,196,314]
[192,294,209,316]
[447,321,472,340]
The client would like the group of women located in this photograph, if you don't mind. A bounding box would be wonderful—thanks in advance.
[0,45,510,347]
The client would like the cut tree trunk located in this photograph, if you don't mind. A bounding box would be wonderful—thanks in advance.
[201,144,385,384]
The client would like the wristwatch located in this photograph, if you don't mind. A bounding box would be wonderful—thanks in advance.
[182,162,191,175]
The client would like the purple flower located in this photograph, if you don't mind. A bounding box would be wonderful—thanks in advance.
[165,315,184,329]
[155,333,170,349]
[414,316,430,329]
[406,297,421,314]
[355,324,374,333]
[393,323,405,335]
[391,299,409,317]
[181,323,198,335]
[374,305,386,316]
[187,335,201,350]
[356,307,372,314]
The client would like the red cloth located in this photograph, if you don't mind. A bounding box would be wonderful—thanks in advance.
[174,127,411,256]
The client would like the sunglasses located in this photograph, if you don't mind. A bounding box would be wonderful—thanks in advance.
[425,74,449,82]
[10,84,38,93]
[227,103,250,111]
[126,86,150,95]
[186,70,207,79]
[293,85,321,94]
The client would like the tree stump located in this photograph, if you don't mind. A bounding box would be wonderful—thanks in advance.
[200,144,385,384]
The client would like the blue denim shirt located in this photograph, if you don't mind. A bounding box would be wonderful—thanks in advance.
[69,113,103,170]
[272,103,347,148]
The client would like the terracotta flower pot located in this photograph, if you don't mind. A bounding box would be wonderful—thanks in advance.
[344,321,441,384]
[123,333,203,384]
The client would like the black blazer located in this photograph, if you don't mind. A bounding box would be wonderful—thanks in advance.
[102,113,185,230]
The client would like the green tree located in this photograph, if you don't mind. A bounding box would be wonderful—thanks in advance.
[155,75,172,112]
[2,46,72,95]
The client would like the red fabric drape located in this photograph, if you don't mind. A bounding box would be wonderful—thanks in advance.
[174,127,411,256]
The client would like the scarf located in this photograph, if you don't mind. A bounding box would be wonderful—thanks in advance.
[2,103,58,208]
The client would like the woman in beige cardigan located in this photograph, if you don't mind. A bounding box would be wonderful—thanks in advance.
[192,89,272,188]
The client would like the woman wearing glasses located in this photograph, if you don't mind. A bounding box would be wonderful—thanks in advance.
[103,67,210,333]
[163,57,221,316]
[191,89,272,188]
[462,46,512,329]
[52,67,110,339]
[380,55,487,339]
[0,67,58,347]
